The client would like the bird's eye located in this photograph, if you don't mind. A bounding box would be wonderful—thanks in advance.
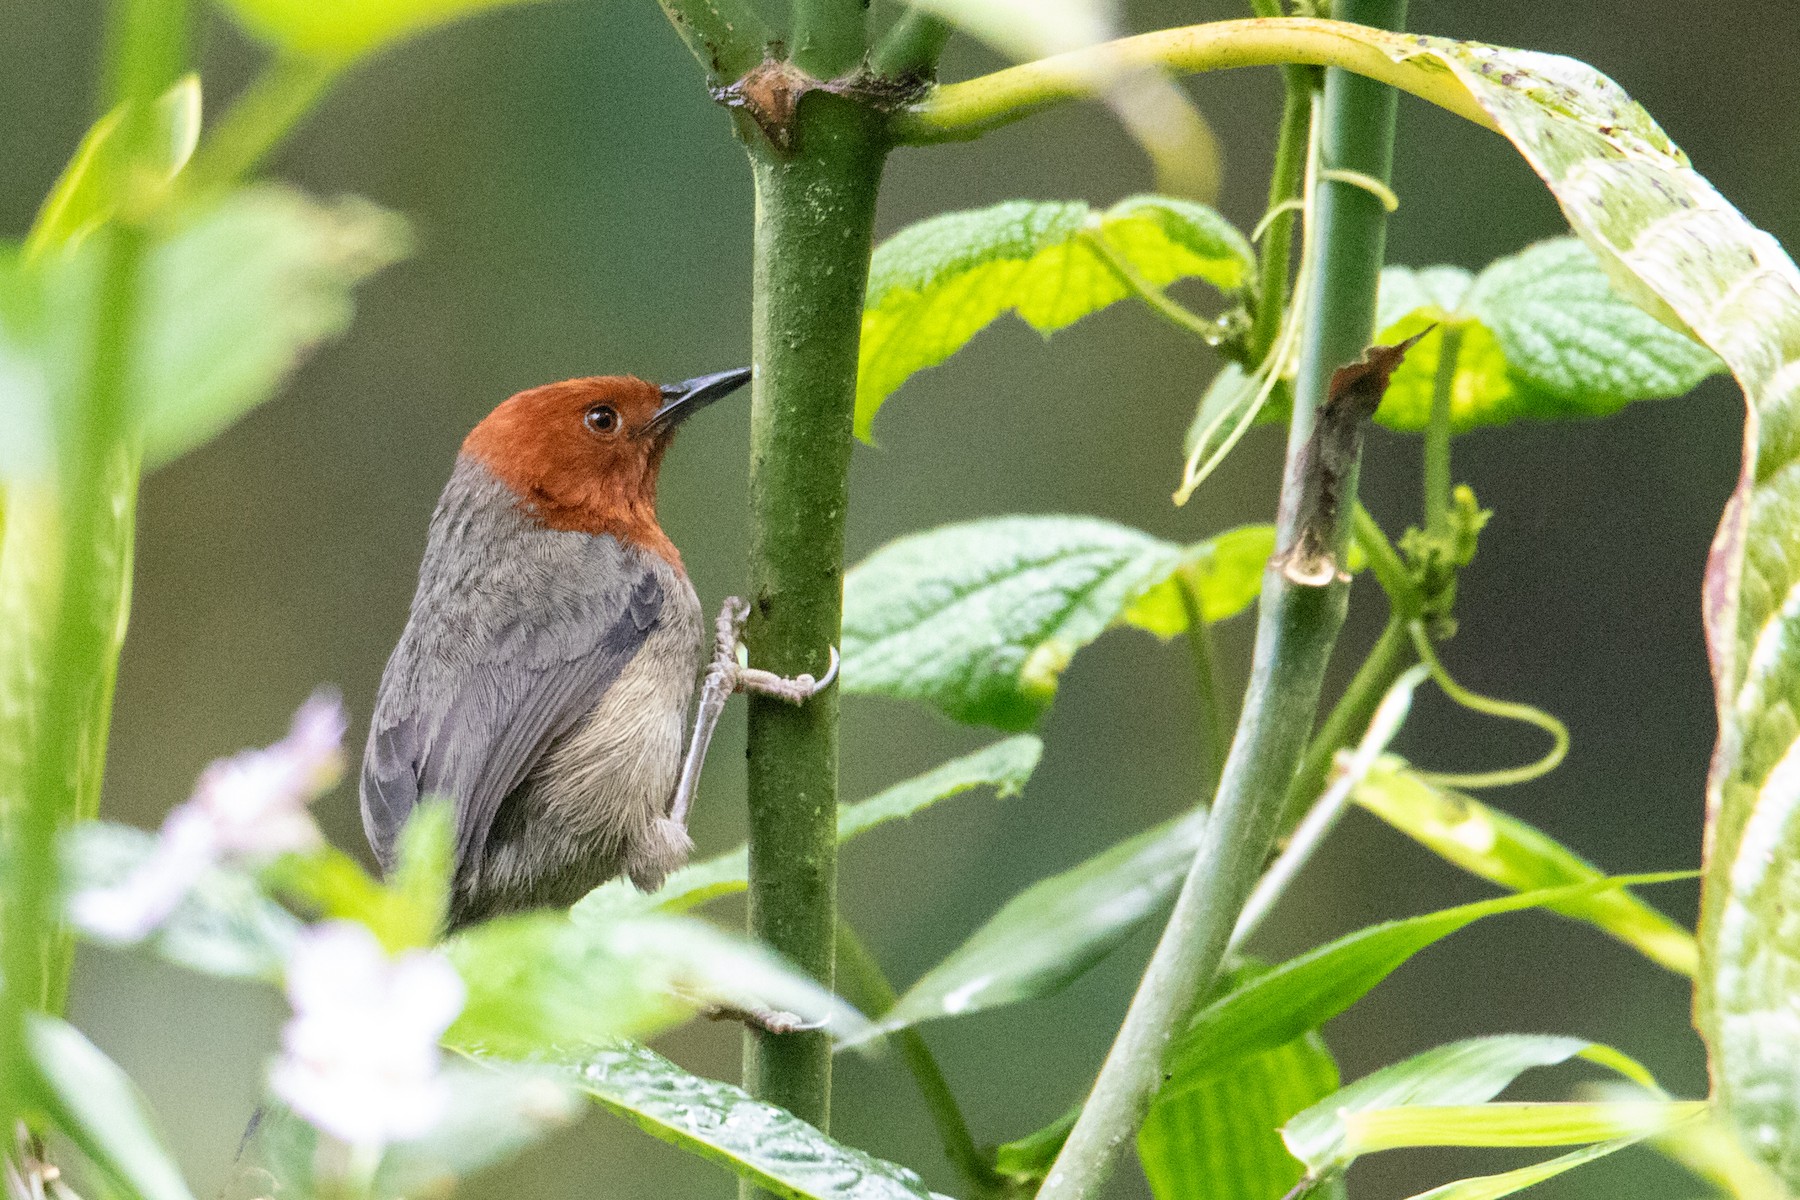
[584,405,619,435]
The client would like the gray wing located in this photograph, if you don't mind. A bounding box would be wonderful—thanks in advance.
[361,525,664,876]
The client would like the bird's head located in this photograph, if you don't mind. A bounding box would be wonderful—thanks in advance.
[460,369,750,566]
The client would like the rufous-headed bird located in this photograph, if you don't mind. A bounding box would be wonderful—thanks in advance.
[360,371,834,931]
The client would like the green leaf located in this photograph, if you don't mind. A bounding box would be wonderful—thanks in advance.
[856,810,1207,1040]
[1399,1139,1639,1200]
[445,910,864,1055]
[574,735,1042,918]
[134,187,409,468]
[1162,874,1689,1092]
[25,75,203,260]
[1369,238,1722,432]
[1350,758,1698,976]
[1139,1029,1339,1200]
[26,1014,198,1200]
[1283,1035,1660,1175]
[842,517,1269,730]
[1281,36,1800,1175]
[223,1061,582,1200]
[216,0,551,61]
[1341,1100,1704,1154]
[386,799,454,948]
[1119,524,1275,638]
[0,186,406,480]
[543,1041,950,1200]
[856,196,1253,439]
[63,822,300,980]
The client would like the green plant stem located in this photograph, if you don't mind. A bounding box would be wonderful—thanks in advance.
[1176,574,1230,796]
[1277,612,1410,831]
[1251,65,1317,361]
[1351,501,1414,606]
[1423,323,1462,536]
[655,0,769,81]
[894,17,1491,144]
[1035,7,1406,1195]
[791,0,865,78]
[184,54,341,195]
[833,922,1002,1198]
[871,11,951,79]
[740,92,887,1154]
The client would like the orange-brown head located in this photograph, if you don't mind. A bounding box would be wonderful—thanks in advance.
[461,369,749,569]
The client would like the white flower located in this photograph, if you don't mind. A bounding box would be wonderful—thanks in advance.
[270,922,466,1149]
[71,690,347,943]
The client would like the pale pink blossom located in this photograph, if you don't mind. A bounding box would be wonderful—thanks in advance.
[270,922,465,1148]
[72,690,347,943]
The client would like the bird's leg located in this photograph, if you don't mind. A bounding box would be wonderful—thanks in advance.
[667,597,839,828]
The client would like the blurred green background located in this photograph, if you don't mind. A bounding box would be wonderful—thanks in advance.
[7,1,1793,1196]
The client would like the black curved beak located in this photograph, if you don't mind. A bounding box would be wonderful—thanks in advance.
[647,368,752,436]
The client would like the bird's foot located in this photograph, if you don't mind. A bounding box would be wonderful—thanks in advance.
[704,1003,830,1035]
[709,596,838,705]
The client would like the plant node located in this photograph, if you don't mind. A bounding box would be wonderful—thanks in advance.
[1399,484,1491,639]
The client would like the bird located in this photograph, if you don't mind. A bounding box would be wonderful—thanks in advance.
[359,370,834,931]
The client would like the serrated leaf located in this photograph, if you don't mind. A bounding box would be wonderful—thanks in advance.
[857,196,1252,439]
[1283,1035,1659,1175]
[1162,874,1688,1093]
[842,517,1268,730]
[574,735,1042,918]
[855,810,1207,1040]
[216,0,551,60]
[0,186,406,480]
[1350,758,1697,975]
[1369,238,1721,431]
[25,1014,198,1200]
[544,1042,950,1200]
[1139,1029,1338,1200]
[445,910,864,1055]
[1118,524,1275,638]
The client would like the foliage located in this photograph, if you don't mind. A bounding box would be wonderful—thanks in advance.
[6,2,1797,1200]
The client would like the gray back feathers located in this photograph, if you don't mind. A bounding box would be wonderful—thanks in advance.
[360,457,665,880]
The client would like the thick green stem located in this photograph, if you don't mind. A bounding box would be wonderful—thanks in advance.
[1423,323,1462,535]
[1035,5,1406,1195]
[833,923,1002,1197]
[184,54,341,196]
[895,18,1490,145]
[740,93,887,1150]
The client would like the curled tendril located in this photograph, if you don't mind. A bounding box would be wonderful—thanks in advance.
[1407,620,1570,789]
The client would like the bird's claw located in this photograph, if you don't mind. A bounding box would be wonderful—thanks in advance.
[710,596,838,704]
[704,1003,829,1035]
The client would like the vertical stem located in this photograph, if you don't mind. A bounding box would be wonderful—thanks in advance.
[741,92,886,1145]
[1422,323,1462,535]
[1036,4,1407,1195]
[1276,613,1410,830]
[833,923,1001,1198]
[871,11,951,79]
[790,0,865,78]
[1249,67,1316,362]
